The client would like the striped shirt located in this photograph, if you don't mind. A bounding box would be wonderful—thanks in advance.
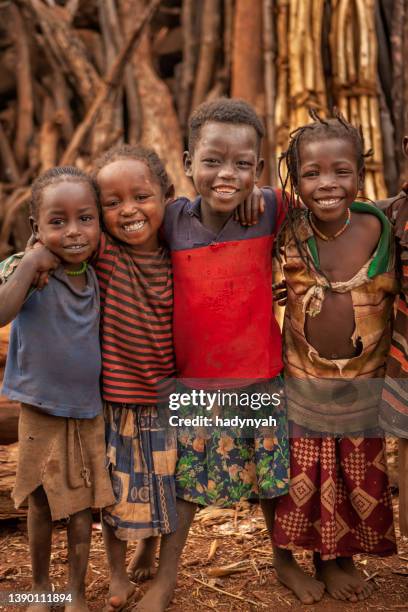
[94,233,175,404]
[378,188,408,437]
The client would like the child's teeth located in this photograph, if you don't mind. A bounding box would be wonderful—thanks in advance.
[124,220,145,231]
[319,198,340,205]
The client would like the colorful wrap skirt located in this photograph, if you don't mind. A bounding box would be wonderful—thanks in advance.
[175,379,290,507]
[102,402,178,541]
[273,423,397,559]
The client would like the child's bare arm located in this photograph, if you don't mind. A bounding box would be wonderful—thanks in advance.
[234,186,265,226]
[0,246,59,327]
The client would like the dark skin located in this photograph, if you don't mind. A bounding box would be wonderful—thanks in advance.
[280,137,380,604]
[184,121,264,233]
[125,123,276,612]
[238,137,381,604]
[95,159,174,612]
[0,181,100,611]
[299,139,381,360]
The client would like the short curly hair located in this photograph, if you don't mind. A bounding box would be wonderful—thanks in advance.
[93,144,172,195]
[30,166,99,219]
[188,98,265,154]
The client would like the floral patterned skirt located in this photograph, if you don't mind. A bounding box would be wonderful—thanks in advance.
[175,379,290,507]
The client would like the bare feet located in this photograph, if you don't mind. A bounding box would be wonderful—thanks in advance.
[134,575,176,611]
[273,547,325,604]
[26,585,52,611]
[315,557,362,602]
[127,537,159,582]
[337,557,375,600]
[104,576,136,612]
[65,594,90,611]
[27,604,50,612]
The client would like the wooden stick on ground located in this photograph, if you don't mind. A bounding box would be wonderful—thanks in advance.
[181,571,266,607]
[60,0,161,166]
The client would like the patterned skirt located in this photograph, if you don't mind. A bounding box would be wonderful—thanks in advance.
[102,403,178,541]
[273,423,397,559]
[175,379,290,507]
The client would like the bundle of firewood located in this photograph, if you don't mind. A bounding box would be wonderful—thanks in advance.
[0,0,405,255]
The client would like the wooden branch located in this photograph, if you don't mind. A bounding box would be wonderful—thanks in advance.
[355,0,370,84]
[124,0,195,198]
[303,0,314,93]
[191,0,220,109]
[60,0,161,166]
[105,0,140,144]
[39,96,59,172]
[0,123,20,184]
[390,0,404,169]
[312,0,326,109]
[37,35,74,142]
[262,0,277,183]
[28,0,101,108]
[232,0,263,104]
[65,0,80,21]
[335,0,349,87]
[0,187,31,253]
[402,0,408,182]
[178,0,196,131]
[99,0,117,69]
[275,0,289,160]
[10,3,34,168]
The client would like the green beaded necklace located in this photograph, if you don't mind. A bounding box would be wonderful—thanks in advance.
[65,261,88,276]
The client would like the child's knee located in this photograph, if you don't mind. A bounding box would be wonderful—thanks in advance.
[29,486,50,514]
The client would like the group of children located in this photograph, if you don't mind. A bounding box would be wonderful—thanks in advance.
[0,98,406,611]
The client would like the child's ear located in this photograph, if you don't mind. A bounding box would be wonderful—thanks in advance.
[255,158,264,181]
[184,151,193,177]
[165,184,175,203]
[403,136,408,159]
[29,216,39,239]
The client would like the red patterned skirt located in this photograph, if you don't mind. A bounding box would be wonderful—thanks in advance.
[273,425,396,560]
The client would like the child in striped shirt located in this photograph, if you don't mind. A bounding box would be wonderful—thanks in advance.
[92,146,177,612]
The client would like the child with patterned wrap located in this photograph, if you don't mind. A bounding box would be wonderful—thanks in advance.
[270,112,397,604]
[91,145,178,612]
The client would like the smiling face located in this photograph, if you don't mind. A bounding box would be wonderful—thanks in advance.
[32,181,100,270]
[97,159,167,251]
[185,121,263,228]
[297,137,363,226]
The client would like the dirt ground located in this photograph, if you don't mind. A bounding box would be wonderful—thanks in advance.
[0,495,407,612]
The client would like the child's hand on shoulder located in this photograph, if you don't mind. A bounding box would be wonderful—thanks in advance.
[22,243,60,289]
[234,185,265,226]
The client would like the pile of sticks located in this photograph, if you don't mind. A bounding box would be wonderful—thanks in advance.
[0,0,405,255]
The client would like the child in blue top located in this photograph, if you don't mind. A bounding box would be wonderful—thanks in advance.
[0,167,114,612]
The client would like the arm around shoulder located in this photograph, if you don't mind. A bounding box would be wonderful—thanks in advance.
[0,247,59,327]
